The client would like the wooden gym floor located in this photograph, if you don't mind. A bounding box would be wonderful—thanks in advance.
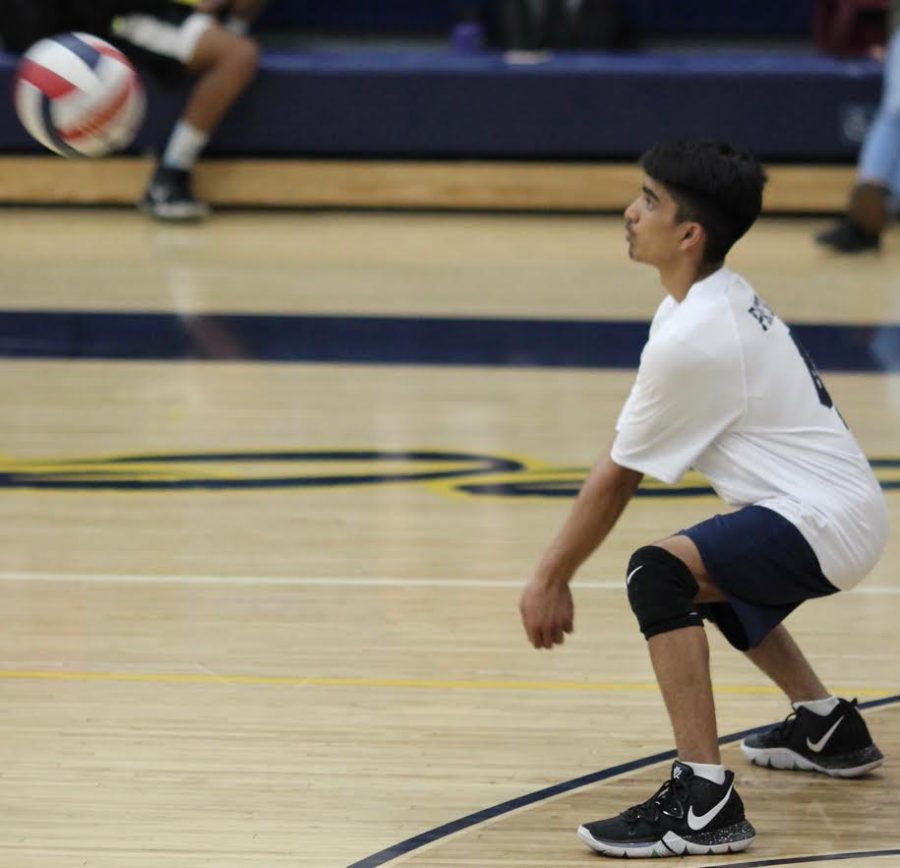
[0,207,896,868]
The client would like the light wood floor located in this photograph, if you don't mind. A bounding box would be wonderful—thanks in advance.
[0,210,897,868]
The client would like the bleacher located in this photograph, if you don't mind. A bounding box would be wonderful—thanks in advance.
[0,0,884,210]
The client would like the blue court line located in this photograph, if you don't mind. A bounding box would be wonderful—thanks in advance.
[705,849,900,867]
[347,693,900,868]
[0,450,894,493]
[0,311,896,371]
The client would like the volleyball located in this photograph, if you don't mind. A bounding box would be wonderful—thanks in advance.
[13,32,145,158]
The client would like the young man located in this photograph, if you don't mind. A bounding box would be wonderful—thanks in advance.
[2,0,266,221]
[519,141,888,858]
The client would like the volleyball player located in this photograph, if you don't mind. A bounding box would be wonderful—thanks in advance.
[519,140,888,858]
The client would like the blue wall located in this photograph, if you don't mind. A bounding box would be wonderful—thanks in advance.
[0,0,877,163]
[0,48,881,161]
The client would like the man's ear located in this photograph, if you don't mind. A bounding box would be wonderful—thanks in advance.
[679,221,705,253]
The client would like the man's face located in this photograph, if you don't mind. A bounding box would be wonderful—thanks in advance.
[624,177,693,266]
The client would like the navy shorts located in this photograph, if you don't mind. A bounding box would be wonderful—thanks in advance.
[680,505,839,651]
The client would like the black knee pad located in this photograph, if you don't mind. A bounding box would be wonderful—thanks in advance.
[626,545,703,640]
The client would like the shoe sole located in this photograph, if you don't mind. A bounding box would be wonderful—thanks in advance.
[815,243,880,254]
[138,200,210,222]
[576,822,756,858]
[813,233,880,253]
[741,743,883,778]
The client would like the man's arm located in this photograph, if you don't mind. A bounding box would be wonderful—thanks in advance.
[519,453,643,649]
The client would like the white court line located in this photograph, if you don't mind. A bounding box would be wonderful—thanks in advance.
[0,570,897,594]
[0,571,574,589]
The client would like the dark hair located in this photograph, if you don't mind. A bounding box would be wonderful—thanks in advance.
[639,141,768,265]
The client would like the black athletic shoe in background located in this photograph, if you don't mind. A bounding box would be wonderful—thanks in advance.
[814,217,880,252]
[140,166,210,222]
[577,761,756,858]
[741,697,883,778]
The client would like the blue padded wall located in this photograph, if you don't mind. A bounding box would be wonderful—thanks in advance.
[0,49,881,161]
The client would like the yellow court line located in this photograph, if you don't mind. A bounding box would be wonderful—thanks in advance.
[0,669,892,697]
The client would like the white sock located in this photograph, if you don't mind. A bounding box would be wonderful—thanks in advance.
[162,121,209,171]
[793,696,840,716]
[226,15,250,35]
[680,760,726,786]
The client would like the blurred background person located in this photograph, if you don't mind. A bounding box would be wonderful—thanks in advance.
[0,0,267,222]
[816,0,900,251]
[491,0,635,52]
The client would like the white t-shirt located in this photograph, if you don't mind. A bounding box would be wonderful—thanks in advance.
[611,267,888,589]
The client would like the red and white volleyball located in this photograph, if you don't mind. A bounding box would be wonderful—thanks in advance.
[14,32,145,158]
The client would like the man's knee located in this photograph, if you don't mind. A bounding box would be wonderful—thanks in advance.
[232,34,260,74]
[214,31,260,77]
[626,545,704,640]
[189,26,259,76]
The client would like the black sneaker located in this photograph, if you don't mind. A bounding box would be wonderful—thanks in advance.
[741,698,883,778]
[814,217,879,253]
[140,166,210,222]
[577,761,755,858]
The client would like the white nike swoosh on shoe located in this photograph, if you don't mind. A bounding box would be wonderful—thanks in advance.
[807,715,845,753]
[686,784,733,832]
[626,565,643,585]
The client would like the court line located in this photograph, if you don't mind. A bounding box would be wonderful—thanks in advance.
[0,668,892,697]
[348,694,900,868]
[0,570,898,594]
[0,310,895,371]
[0,570,610,589]
[705,849,900,867]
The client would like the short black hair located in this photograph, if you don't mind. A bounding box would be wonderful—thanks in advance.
[639,141,768,265]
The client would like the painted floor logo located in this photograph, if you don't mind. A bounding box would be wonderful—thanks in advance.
[0,449,896,498]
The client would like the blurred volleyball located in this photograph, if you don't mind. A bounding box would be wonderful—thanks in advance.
[13,32,145,158]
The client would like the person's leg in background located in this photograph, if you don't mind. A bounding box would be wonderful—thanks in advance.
[150,17,259,220]
[888,143,900,216]
[817,28,900,252]
[115,7,260,221]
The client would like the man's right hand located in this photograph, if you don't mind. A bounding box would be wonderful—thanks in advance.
[518,577,575,650]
